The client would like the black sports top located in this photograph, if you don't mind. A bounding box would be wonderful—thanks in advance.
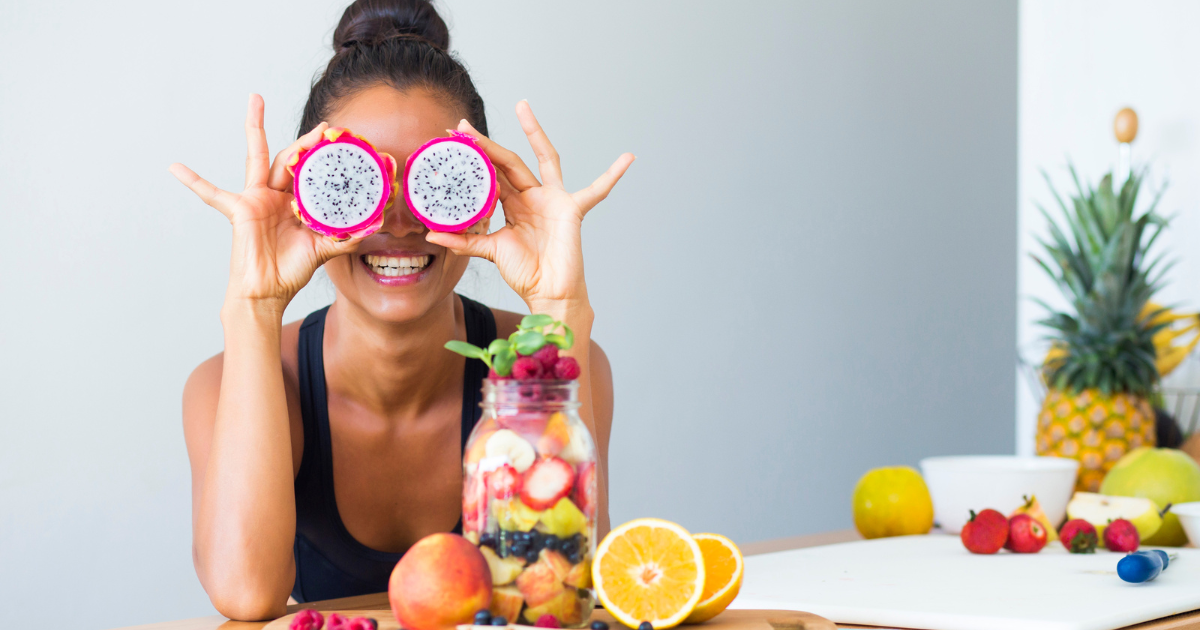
[291,295,495,602]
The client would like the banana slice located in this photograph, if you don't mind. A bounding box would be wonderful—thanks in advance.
[485,429,536,472]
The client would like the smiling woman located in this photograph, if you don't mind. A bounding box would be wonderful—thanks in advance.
[167,0,633,620]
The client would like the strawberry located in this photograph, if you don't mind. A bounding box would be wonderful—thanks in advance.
[1104,518,1140,552]
[960,508,1008,554]
[488,464,522,500]
[1005,513,1048,553]
[1059,519,1098,553]
[573,461,597,518]
[520,456,575,510]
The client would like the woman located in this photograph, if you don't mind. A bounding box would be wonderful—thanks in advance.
[170,0,632,619]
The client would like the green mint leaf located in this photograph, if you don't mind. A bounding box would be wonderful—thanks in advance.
[444,340,487,360]
[493,346,517,376]
[561,324,574,350]
[488,338,512,355]
[545,333,569,349]
[514,330,547,355]
[521,314,555,330]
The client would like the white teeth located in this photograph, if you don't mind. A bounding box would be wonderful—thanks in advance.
[362,254,431,278]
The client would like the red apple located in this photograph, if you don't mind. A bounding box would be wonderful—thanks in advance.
[1005,513,1048,553]
[388,533,492,630]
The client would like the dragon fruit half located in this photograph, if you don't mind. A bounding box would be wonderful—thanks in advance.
[287,127,398,241]
[403,131,497,232]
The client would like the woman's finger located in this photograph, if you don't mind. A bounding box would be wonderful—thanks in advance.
[572,153,636,215]
[268,122,331,191]
[454,119,540,191]
[514,100,563,189]
[425,229,498,263]
[169,163,237,219]
[496,170,520,205]
[244,94,271,189]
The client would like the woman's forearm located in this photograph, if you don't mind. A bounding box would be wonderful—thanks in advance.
[196,300,296,619]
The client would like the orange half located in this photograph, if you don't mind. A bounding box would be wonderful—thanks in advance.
[592,518,706,629]
[683,533,744,624]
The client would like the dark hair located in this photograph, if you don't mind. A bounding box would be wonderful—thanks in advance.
[298,0,487,138]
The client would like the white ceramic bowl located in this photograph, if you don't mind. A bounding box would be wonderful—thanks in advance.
[918,455,1079,534]
[1172,501,1200,547]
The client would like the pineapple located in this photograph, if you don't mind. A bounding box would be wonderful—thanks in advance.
[1033,167,1168,491]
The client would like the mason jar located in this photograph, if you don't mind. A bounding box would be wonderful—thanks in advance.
[463,379,597,628]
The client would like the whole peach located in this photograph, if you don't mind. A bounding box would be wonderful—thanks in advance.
[389,533,493,630]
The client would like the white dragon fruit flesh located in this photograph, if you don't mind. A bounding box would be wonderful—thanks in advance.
[287,127,398,241]
[403,131,497,233]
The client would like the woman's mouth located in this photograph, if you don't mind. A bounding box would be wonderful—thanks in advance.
[360,253,433,285]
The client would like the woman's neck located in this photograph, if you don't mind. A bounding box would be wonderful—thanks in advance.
[321,292,465,418]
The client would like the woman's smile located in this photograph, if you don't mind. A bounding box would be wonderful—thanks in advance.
[358,250,435,286]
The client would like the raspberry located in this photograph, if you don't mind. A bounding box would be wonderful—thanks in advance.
[345,618,377,630]
[532,344,559,369]
[553,356,580,380]
[512,356,544,380]
[535,615,561,628]
[290,610,324,630]
[326,613,349,630]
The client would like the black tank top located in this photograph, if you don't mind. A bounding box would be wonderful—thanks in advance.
[291,295,496,602]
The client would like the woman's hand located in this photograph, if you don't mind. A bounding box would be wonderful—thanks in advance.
[425,101,634,312]
[170,94,360,316]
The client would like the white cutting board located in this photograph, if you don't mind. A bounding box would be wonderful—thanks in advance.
[729,534,1200,630]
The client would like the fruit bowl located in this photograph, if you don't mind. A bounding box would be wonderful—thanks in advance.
[918,455,1079,534]
[1172,501,1200,547]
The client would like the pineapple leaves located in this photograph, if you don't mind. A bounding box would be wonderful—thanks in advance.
[1034,162,1171,397]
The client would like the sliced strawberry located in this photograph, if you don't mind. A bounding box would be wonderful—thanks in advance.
[488,463,522,500]
[520,456,575,510]
[573,461,597,518]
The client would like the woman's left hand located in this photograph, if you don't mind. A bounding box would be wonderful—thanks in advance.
[424,101,634,311]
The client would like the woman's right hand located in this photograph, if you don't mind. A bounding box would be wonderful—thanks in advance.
[170,94,359,315]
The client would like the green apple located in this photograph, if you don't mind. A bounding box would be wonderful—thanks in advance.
[1101,447,1200,546]
[1066,492,1162,540]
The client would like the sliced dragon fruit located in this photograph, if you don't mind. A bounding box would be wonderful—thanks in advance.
[287,127,398,241]
[403,131,497,232]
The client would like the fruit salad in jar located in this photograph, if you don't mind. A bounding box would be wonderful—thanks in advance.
[448,316,597,628]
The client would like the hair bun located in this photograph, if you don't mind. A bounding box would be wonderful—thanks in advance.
[333,0,450,51]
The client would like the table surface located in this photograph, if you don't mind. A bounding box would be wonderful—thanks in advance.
[114,530,1200,630]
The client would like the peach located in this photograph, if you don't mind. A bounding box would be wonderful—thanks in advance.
[563,558,590,589]
[516,549,571,607]
[489,585,525,623]
[522,589,583,626]
[389,533,492,630]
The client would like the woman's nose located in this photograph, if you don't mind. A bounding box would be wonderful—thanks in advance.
[380,199,427,237]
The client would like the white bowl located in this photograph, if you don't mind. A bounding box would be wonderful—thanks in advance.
[918,455,1079,534]
[1172,501,1200,547]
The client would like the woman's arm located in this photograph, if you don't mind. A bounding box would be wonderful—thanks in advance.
[427,100,633,538]
[172,95,365,620]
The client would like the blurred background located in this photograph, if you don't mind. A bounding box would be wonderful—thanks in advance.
[1,0,1195,627]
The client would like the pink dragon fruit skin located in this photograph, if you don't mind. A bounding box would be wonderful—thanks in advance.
[402,131,497,233]
[287,127,398,241]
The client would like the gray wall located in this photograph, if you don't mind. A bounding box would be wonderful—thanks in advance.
[0,1,1016,627]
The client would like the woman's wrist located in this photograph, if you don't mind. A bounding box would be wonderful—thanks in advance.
[525,297,594,332]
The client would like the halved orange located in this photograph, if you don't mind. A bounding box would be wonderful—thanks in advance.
[592,518,706,629]
[683,533,744,624]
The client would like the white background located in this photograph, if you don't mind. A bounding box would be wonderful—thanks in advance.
[0,1,1016,627]
[1017,0,1200,454]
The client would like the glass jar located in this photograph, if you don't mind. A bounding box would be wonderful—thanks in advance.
[463,379,597,628]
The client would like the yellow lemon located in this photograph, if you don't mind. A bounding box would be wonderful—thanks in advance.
[852,466,934,539]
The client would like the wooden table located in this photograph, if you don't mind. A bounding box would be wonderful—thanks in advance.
[114,530,1200,630]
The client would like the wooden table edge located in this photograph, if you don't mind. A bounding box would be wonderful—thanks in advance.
[111,529,1200,630]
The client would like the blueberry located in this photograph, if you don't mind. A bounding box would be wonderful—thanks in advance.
[491,617,508,626]
[544,536,560,551]
[529,531,544,548]
[474,611,493,625]
[512,542,529,556]
[560,540,578,555]
[590,623,609,630]
[480,533,496,548]
[526,549,541,563]
[568,550,582,564]
[365,620,378,630]
[639,622,654,630]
